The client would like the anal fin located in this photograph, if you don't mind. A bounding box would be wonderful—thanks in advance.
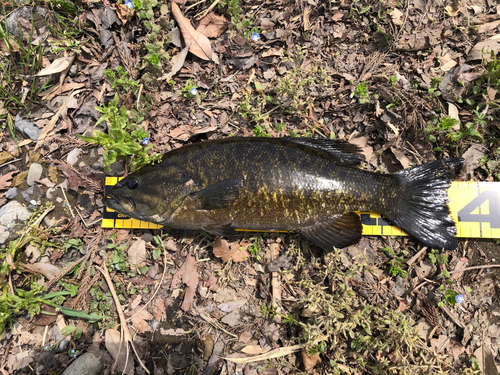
[297,212,362,250]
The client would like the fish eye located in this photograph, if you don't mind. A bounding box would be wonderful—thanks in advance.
[127,178,139,190]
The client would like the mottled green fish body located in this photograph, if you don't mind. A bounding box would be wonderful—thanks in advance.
[104,138,463,250]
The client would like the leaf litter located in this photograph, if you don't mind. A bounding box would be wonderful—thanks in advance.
[1,0,500,374]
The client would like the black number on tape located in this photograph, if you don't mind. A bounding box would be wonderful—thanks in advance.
[458,191,500,228]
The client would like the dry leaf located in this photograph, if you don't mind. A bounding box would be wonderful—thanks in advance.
[302,348,321,371]
[0,171,17,190]
[171,1,213,61]
[37,54,75,76]
[114,3,134,25]
[349,136,374,162]
[0,36,20,55]
[478,20,500,34]
[390,8,404,26]
[468,34,500,61]
[24,263,61,279]
[159,43,191,81]
[11,171,28,187]
[105,329,133,374]
[197,12,229,38]
[241,345,270,355]
[223,344,306,364]
[213,237,249,262]
[0,151,14,165]
[128,239,147,265]
[430,335,450,352]
[448,102,460,122]
[130,309,153,332]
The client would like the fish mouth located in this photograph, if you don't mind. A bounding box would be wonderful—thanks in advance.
[104,193,135,214]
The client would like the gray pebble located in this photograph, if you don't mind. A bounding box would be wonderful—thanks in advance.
[0,201,30,244]
[57,339,70,353]
[46,187,57,200]
[0,201,30,225]
[391,275,406,297]
[22,186,35,203]
[4,187,17,199]
[61,352,104,375]
[27,163,43,186]
[14,114,42,141]
[69,65,78,77]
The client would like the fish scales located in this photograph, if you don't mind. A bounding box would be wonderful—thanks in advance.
[168,139,392,229]
[104,137,464,250]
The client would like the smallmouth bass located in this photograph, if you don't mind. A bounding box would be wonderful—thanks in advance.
[104,137,463,250]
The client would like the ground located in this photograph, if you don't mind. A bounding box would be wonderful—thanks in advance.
[0,0,500,374]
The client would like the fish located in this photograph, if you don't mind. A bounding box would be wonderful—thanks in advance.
[103,137,464,250]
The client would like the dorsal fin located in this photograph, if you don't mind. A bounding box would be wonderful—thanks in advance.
[283,138,365,166]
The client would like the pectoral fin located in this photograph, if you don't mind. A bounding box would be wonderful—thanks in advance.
[297,212,362,250]
[193,179,243,210]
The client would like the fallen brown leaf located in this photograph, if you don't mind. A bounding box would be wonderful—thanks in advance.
[130,309,153,332]
[302,348,321,372]
[0,171,17,190]
[128,239,147,265]
[197,12,229,38]
[213,237,250,262]
[105,329,134,374]
[23,263,61,279]
[37,54,75,76]
[171,1,213,61]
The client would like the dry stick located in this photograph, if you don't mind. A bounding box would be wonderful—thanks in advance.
[185,0,206,11]
[0,158,20,168]
[412,264,500,293]
[60,186,75,219]
[196,0,221,20]
[98,265,150,374]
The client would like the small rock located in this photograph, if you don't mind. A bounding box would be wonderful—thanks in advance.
[14,114,42,141]
[0,226,9,244]
[69,65,78,77]
[4,187,18,200]
[22,186,35,203]
[108,160,125,176]
[27,163,43,186]
[57,339,70,353]
[66,148,82,166]
[61,351,104,375]
[391,275,406,296]
[46,187,57,200]
[7,7,48,38]
[0,201,30,225]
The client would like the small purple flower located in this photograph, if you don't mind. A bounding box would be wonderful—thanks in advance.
[142,137,150,145]
[251,32,260,42]
[190,87,198,95]
[455,294,464,304]
[125,0,134,8]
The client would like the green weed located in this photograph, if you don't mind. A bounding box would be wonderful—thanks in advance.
[353,82,370,104]
[77,93,161,171]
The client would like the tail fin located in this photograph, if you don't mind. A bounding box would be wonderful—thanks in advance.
[390,158,464,250]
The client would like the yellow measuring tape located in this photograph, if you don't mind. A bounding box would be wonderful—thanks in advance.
[102,177,500,239]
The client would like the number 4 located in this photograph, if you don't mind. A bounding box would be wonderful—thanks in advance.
[457,191,500,228]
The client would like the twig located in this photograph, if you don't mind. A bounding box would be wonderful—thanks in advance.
[196,0,221,20]
[97,265,150,374]
[60,186,75,219]
[412,264,500,293]
[185,0,206,11]
[0,158,20,168]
